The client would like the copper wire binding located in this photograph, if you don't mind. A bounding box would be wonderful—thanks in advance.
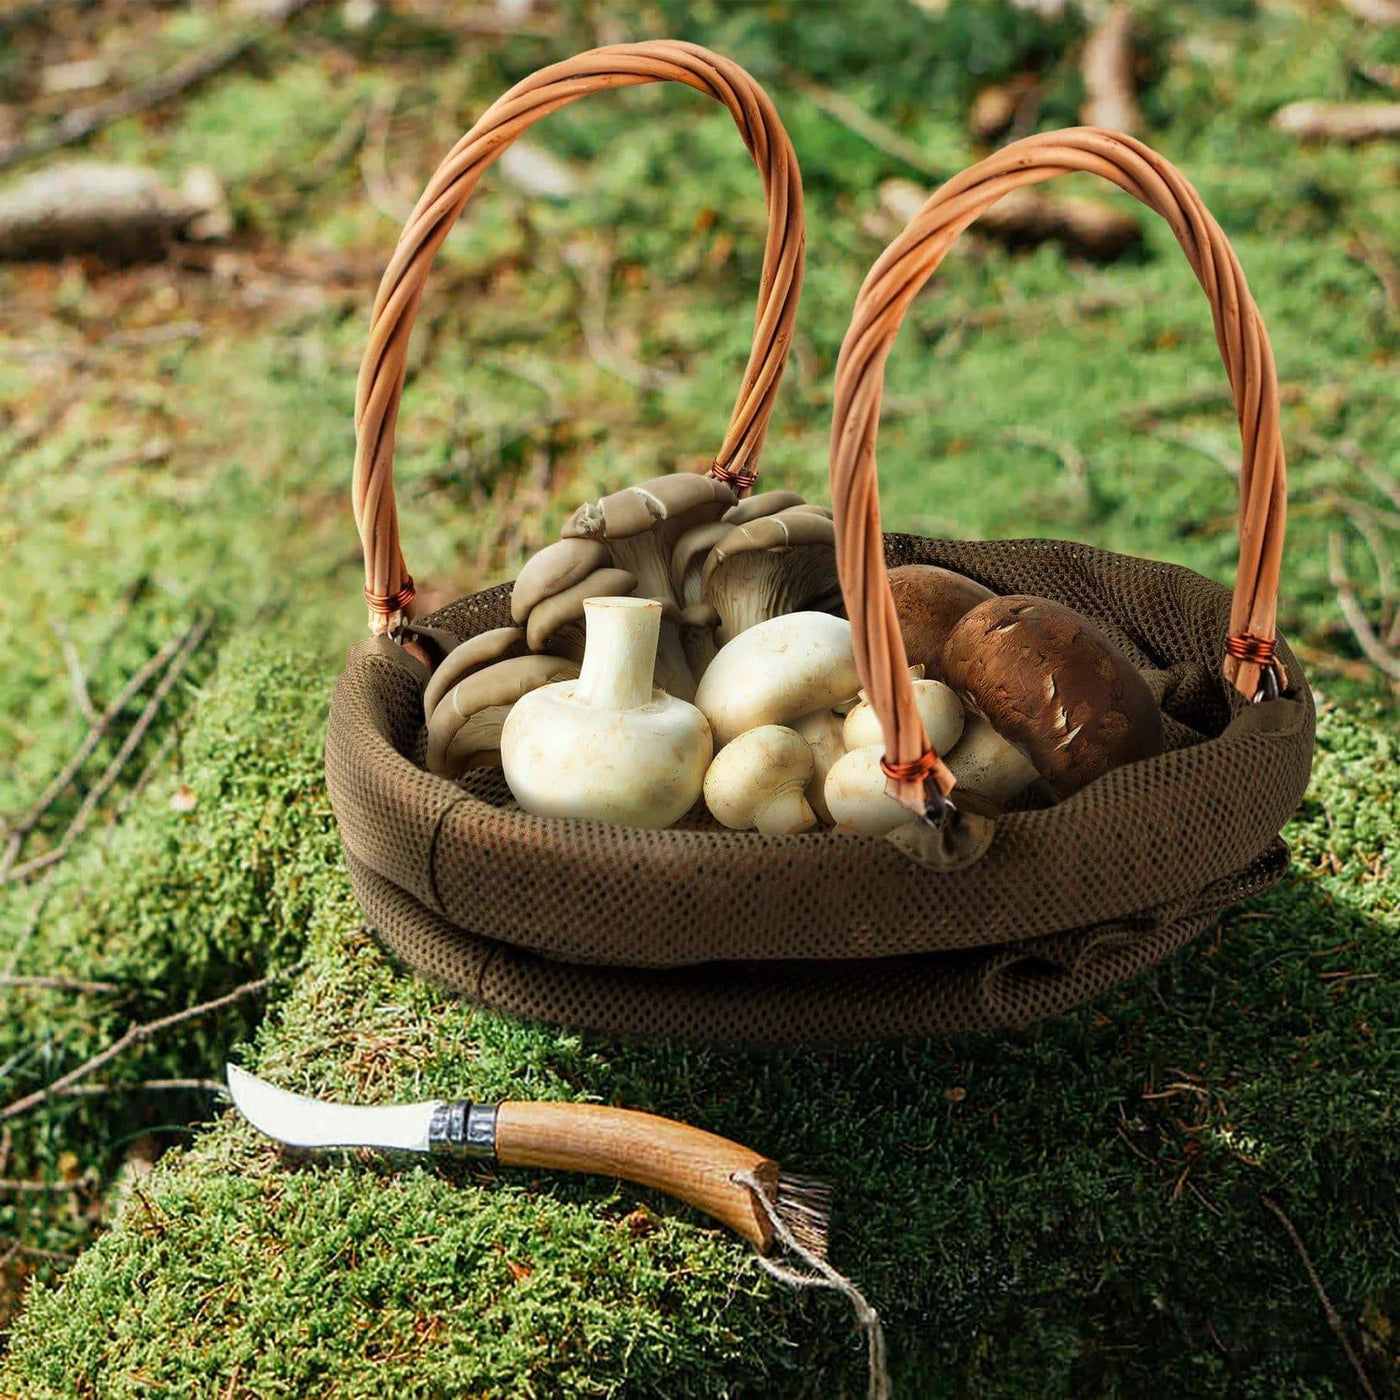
[364,579,416,618]
[879,750,943,784]
[709,460,758,493]
[881,749,958,829]
[1225,631,1277,667]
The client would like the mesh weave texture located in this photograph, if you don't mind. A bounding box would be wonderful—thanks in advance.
[325,534,1314,1042]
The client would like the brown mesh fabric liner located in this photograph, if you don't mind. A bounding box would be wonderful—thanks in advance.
[325,534,1314,1040]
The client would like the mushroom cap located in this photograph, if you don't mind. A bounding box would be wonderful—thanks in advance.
[440,704,513,772]
[426,653,579,777]
[694,612,860,746]
[562,473,736,541]
[942,594,1165,797]
[423,626,528,724]
[523,567,637,654]
[699,508,842,642]
[843,679,964,756]
[823,745,916,836]
[722,490,808,525]
[703,725,816,833]
[511,538,611,625]
[887,564,995,681]
[669,521,731,605]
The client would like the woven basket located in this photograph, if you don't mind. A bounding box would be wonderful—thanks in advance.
[326,61,1313,1042]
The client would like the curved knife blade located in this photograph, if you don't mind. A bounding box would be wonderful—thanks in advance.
[226,1064,441,1153]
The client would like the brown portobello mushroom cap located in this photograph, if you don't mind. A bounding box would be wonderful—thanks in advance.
[889,564,995,681]
[941,595,1165,799]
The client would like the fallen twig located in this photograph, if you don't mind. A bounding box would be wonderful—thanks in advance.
[0,976,274,1124]
[792,77,946,180]
[54,1076,227,1099]
[1,616,205,879]
[4,615,211,885]
[1329,531,1400,681]
[0,974,119,995]
[1081,4,1141,134]
[0,1177,87,1194]
[52,620,96,724]
[1273,101,1400,142]
[0,0,318,174]
[1002,426,1092,505]
[1260,1195,1378,1400]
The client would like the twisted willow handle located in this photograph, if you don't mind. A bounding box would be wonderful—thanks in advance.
[353,41,805,632]
[830,127,1288,818]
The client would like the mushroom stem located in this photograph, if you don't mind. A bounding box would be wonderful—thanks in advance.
[574,597,660,712]
[754,786,815,836]
[654,619,697,701]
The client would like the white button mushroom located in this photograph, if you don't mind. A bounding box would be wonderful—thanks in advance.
[500,596,712,830]
[693,612,860,748]
[703,725,816,835]
[942,713,1040,806]
[823,745,918,836]
[842,678,965,756]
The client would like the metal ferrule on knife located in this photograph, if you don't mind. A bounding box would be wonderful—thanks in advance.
[427,1100,498,1158]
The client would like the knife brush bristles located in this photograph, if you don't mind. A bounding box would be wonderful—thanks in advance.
[772,1172,832,1260]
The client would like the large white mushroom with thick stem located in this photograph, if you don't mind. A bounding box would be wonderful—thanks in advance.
[501,596,712,829]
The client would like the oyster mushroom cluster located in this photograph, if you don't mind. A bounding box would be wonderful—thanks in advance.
[418,477,1164,834]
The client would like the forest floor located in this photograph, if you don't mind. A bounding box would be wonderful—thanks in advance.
[0,1,1397,1396]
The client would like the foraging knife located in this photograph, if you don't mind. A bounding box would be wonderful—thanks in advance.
[225,1065,829,1256]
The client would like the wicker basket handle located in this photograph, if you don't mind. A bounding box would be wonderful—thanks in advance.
[830,127,1288,820]
[354,41,805,632]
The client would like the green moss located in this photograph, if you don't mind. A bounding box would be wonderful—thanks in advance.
[1,0,1398,1393]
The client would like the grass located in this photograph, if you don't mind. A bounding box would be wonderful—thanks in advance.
[0,0,1396,1395]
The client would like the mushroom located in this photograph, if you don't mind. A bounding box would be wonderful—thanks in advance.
[510,538,612,627]
[422,626,530,725]
[793,708,846,825]
[427,653,579,778]
[823,746,916,837]
[941,594,1165,801]
[721,489,808,525]
[523,567,637,661]
[942,713,1039,807]
[694,612,861,748]
[887,564,995,681]
[501,596,712,830]
[842,678,964,756]
[561,472,736,700]
[700,507,842,645]
[703,725,816,835]
[670,521,732,678]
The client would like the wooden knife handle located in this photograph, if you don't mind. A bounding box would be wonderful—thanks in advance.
[495,1101,780,1252]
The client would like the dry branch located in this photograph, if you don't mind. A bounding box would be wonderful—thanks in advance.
[0,974,119,995]
[0,0,318,175]
[1329,532,1400,682]
[0,977,274,1124]
[1260,1195,1379,1400]
[0,618,204,881]
[3,615,211,885]
[1273,101,1400,142]
[1081,4,1141,134]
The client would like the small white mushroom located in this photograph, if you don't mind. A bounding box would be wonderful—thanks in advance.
[703,725,816,835]
[843,679,965,756]
[694,612,860,748]
[791,709,846,825]
[942,713,1039,807]
[501,596,712,829]
[824,745,918,836]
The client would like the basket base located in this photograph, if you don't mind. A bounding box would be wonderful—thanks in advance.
[346,840,1289,1044]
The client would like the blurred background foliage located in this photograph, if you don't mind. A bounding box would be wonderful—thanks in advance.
[0,1,1396,1396]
